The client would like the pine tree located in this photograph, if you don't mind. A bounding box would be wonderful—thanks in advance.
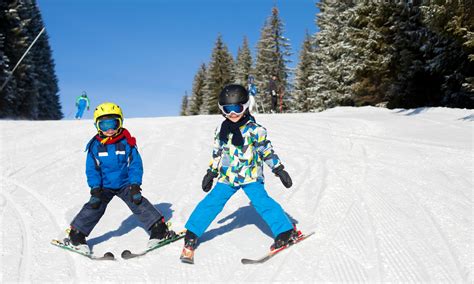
[188,63,207,115]
[30,1,62,119]
[417,0,474,108]
[1,1,35,118]
[234,36,253,85]
[464,26,474,94]
[350,3,395,106]
[13,0,41,119]
[0,0,62,119]
[201,34,234,114]
[254,7,292,112]
[293,31,315,112]
[350,1,473,109]
[383,4,433,108]
[0,2,16,118]
[180,94,189,116]
[310,0,356,111]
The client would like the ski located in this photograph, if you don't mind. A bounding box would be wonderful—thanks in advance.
[51,238,115,260]
[121,230,186,259]
[241,231,315,265]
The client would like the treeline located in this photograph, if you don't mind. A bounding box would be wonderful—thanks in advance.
[0,0,62,120]
[181,1,473,115]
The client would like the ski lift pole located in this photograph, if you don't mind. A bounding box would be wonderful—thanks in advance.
[279,91,283,113]
[0,27,46,93]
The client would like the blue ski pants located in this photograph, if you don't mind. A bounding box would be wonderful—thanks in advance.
[185,182,293,238]
[75,101,87,119]
[71,185,163,236]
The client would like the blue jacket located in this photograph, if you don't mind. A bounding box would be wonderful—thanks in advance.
[85,137,143,190]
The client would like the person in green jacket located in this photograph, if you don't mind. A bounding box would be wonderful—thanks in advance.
[75,91,90,119]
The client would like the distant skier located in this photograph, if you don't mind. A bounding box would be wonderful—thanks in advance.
[75,91,90,119]
[247,75,259,113]
[268,75,278,113]
[180,84,300,264]
[67,102,176,254]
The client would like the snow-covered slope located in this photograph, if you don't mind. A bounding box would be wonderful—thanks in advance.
[1,107,472,282]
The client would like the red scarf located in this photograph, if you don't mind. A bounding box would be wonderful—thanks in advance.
[95,128,137,146]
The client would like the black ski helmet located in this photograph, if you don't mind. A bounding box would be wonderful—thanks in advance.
[218,84,249,106]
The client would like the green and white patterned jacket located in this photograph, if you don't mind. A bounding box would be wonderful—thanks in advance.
[208,119,282,186]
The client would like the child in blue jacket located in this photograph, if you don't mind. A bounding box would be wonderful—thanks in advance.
[68,102,174,253]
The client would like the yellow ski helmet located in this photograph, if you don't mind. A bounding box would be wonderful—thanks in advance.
[93,102,123,131]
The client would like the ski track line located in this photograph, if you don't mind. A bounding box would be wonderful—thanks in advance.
[367,178,429,282]
[7,149,82,180]
[330,245,368,281]
[389,181,460,281]
[1,191,29,282]
[313,200,357,278]
[365,172,451,281]
[356,142,383,282]
[381,162,470,281]
[280,123,323,203]
[339,114,470,282]
[332,203,367,262]
[331,117,424,281]
[294,118,468,156]
[395,177,470,282]
[273,121,331,225]
[331,150,382,281]
[2,176,77,281]
[347,159,428,282]
[406,113,467,130]
[333,118,394,281]
[271,248,299,281]
[339,129,465,155]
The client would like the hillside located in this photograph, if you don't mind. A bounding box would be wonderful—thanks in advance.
[0,107,472,282]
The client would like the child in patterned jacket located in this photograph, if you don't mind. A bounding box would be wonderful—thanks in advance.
[180,84,299,263]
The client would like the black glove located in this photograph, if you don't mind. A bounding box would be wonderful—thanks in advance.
[273,165,292,188]
[130,184,143,205]
[89,187,103,209]
[202,169,218,192]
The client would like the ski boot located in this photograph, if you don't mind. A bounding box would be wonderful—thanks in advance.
[67,227,90,254]
[148,218,176,248]
[270,225,302,251]
[180,230,198,264]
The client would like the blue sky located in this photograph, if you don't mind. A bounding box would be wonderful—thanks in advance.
[37,0,319,119]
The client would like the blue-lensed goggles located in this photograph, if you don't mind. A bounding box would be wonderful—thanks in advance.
[221,104,245,115]
[97,118,120,132]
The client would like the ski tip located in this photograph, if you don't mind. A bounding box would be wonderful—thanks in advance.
[241,259,257,265]
[121,250,132,258]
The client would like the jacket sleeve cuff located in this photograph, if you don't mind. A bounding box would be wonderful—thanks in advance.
[272,164,284,174]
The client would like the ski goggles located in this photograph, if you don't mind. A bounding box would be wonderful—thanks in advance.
[219,101,249,116]
[96,118,121,132]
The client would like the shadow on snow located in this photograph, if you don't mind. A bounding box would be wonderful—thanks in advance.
[87,202,174,249]
[198,203,298,248]
[87,202,298,249]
